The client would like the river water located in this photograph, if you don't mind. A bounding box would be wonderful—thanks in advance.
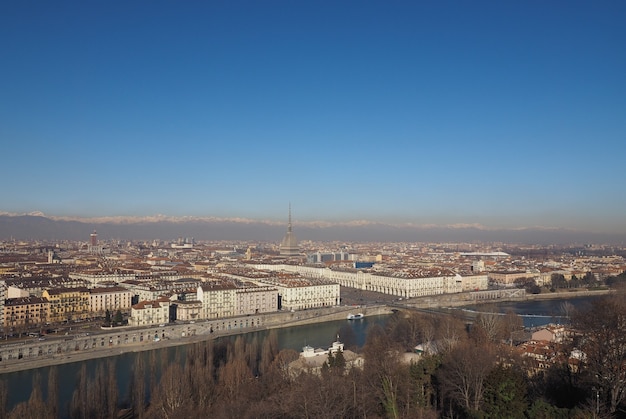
[1,314,389,416]
[0,295,602,415]
[459,294,597,328]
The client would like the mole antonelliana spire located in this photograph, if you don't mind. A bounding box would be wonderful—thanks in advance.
[280,204,300,256]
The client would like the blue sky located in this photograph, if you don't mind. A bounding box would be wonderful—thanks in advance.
[2,1,625,232]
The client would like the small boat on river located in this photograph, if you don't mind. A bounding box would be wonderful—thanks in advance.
[347,313,364,320]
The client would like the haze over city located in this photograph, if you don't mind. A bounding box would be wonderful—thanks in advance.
[2,2,625,238]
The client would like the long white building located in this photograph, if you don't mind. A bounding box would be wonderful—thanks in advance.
[253,264,488,298]
[218,267,340,311]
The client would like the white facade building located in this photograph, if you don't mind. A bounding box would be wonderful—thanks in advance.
[197,283,237,319]
[129,298,170,327]
[460,274,489,292]
[242,274,339,311]
[277,281,339,311]
[173,300,202,322]
[90,286,133,316]
[234,286,278,316]
[253,264,488,299]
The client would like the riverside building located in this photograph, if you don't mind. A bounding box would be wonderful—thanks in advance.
[253,264,488,299]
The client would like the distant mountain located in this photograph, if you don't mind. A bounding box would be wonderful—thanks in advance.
[0,213,624,245]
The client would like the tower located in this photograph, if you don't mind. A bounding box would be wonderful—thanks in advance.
[89,230,102,254]
[280,204,300,256]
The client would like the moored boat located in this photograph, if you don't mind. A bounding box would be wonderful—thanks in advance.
[347,313,364,320]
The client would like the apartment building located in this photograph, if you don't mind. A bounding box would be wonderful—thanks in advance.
[3,296,49,329]
[488,271,537,285]
[234,286,278,316]
[459,274,490,292]
[69,270,136,287]
[197,283,237,319]
[172,300,202,321]
[121,280,170,302]
[90,286,133,317]
[5,277,90,298]
[42,287,91,323]
[277,280,339,310]
[128,297,170,327]
[246,274,339,311]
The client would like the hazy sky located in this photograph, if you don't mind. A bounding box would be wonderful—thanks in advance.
[2,1,625,232]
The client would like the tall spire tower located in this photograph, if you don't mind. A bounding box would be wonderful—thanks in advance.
[280,203,300,256]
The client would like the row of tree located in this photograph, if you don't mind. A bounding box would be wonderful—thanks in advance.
[1,290,625,418]
[513,272,603,294]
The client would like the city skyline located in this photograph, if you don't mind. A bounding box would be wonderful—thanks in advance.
[2,2,625,234]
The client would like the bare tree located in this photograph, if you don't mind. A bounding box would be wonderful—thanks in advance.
[246,336,260,375]
[131,354,146,419]
[0,380,7,419]
[474,309,502,343]
[418,314,437,349]
[502,309,524,344]
[105,360,118,419]
[218,343,253,399]
[183,341,217,411]
[259,330,279,375]
[69,364,89,419]
[47,367,59,419]
[361,324,409,418]
[560,301,575,322]
[438,340,496,413]
[387,311,424,351]
[89,363,107,416]
[9,373,48,419]
[435,314,467,354]
[149,363,191,419]
[573,293,626,415]
[270,348,299,380]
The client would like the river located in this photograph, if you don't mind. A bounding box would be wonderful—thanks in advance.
[458,294,597,327]
[1,314,389,416]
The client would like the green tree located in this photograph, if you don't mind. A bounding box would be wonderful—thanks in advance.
[526,399,578,419]
[114,310,123,325]
[605,271,626,288]
[325,349,346,376]
[582,272,597,287]
[481,366,528,418]
[104,310,111,325]
[409,354,441,410]
[550,274,567,290]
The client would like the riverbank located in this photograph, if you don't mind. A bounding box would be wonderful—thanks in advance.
[399,288,612,309]
[0,289,608,375]
[0,304,393,375]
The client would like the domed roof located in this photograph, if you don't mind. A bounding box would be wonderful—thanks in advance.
[281,229,298,249]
